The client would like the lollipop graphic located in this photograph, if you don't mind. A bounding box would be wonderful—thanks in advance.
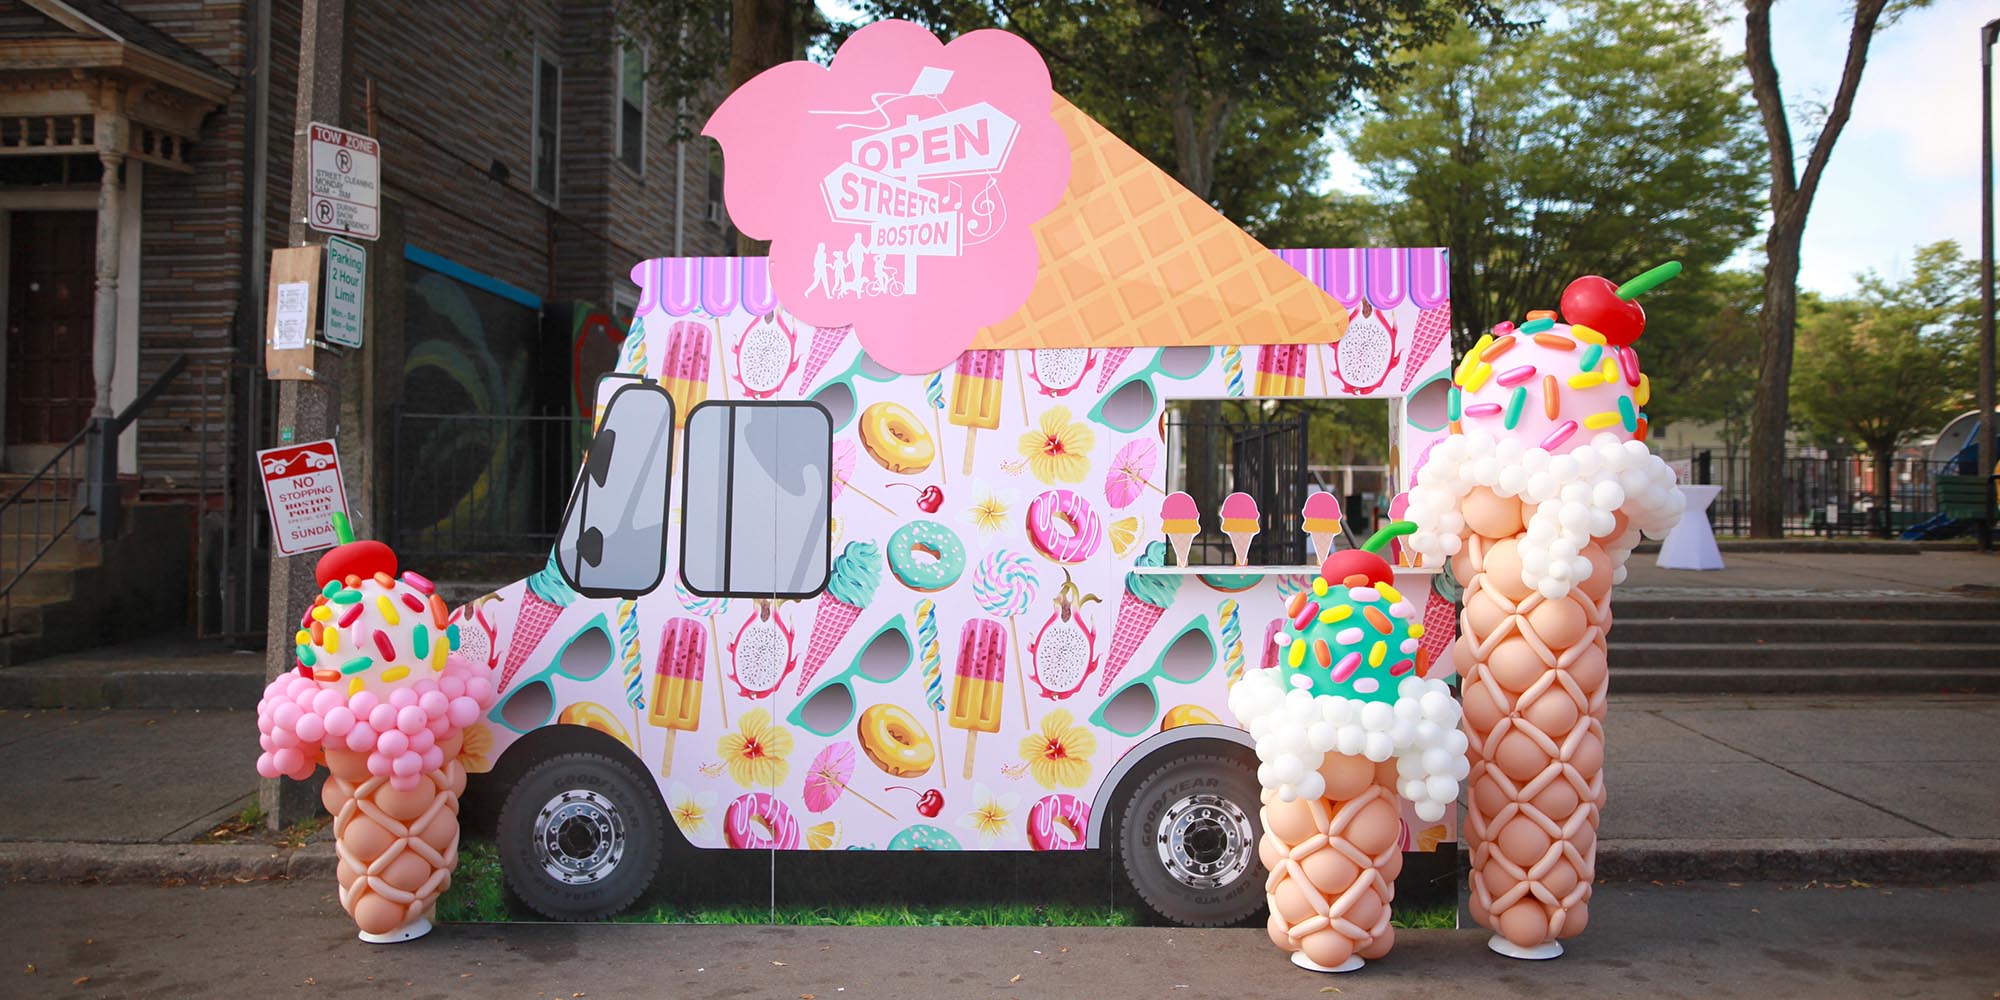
[925,370,949,484]
[675,579,730,727]
[616,598,647,753]
[915,598,948,788]
[972,549,1039,727]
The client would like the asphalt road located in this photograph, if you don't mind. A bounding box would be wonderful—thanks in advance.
[5,879,1995,999]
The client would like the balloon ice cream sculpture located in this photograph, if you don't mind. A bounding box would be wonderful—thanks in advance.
[255,513,498,942]
[1232,262,1685,971]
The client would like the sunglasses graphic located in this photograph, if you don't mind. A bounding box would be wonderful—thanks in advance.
[789,615,914,737]
[808,351,898,434]
[1404,371,1455,433]
[490,614,614,734]
[1087,347,1214,434]
[1090,616,1217,737]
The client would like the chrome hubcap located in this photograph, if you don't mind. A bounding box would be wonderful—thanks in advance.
[534,789,625,885]
[1156,792,1254,889]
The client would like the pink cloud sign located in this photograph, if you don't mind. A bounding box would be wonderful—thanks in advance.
[703,21,1070,375]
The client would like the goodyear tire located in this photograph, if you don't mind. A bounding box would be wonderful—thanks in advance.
[496,751,664,921]
[1117,752,1266,927]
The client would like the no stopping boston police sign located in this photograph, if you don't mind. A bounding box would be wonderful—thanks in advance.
[258,440,350,556]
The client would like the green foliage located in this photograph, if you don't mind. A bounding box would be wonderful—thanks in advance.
[1346,0,1764,355]
[1640,268,1762,441]
[435,840,511,923]
[1791,241,1981,459]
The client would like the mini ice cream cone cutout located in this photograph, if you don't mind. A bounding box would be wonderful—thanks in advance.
[1220,492,1260,566]
[1159,491,1198,567]
[1301,492,1343,565]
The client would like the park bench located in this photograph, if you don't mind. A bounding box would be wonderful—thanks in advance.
[1936,475,1999,531]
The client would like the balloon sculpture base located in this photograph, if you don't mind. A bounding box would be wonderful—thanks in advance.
[1291,951,1365,974]
[358,917,433,945]
[1488,935,1563,961]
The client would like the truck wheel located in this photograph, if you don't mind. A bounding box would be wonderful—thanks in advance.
[496,751,664,921]
[1117,752,1265,927]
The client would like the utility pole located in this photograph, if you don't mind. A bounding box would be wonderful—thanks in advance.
[261,0,369,827]
[1980,18,1998,553]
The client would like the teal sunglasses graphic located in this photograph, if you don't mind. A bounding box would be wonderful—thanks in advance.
[490,614,614,734]
[1091,616,1217,737]
[789,615,914,737]
[808,350,898,434]
[1087,347,1214,434]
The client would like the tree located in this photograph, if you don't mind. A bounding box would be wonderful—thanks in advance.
[1791,242,1980,533]
[1345,0,1765,356]
[1742,0,1925,537]
[1642,268,1763,450]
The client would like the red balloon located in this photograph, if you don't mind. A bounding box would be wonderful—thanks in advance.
[1558,275,1646,347]
[1319,549,1394,589]
[315,540,398,587]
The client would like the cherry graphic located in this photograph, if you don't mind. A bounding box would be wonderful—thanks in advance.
[885,483,945,513]
[886,785,944,817]
[1558,260,1681,348]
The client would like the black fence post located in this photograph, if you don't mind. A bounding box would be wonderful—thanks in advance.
[1696,450,1712,486]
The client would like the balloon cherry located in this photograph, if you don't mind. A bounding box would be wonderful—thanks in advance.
[314,511,397,587]
[1557,260,1682,348]
[1318,522,1416,589]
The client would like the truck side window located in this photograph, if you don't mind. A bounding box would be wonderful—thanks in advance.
[680,401,832,598]
[553,380,675,597]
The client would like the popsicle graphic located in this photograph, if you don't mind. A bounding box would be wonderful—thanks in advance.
[649,617,705,777]
[1160,491,1199,567]
[1220,491,1260,566]
[950,617,1008,780]
[950,349,1005,476]
[1302,492,1343,563]
[1254,344,1306,397]
[661,320,713,428]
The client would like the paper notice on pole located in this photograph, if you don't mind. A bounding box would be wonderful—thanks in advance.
[274,281,311,349]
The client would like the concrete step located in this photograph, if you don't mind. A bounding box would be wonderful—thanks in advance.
[0,531,97,567]
[1612,666,2000,694]
[1612,596,2000,622]
[1609,642,2000,671]
[0,644,266,710]
[1610,618,2000,645]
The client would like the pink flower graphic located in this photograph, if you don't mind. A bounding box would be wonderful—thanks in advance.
[702,21,1071,375]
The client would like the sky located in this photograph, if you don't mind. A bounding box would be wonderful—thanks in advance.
[1324,1,1996,297]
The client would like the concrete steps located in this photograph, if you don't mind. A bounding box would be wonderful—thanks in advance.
[0,503,191,667]
[1604,595,2000,693]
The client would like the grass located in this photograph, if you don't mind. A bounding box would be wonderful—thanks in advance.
[192,802,328,849]
[434,839,1462,929]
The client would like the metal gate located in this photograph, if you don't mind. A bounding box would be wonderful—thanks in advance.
[1165,407,1311,566]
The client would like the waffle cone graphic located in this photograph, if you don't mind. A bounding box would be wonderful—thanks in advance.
[796,597,863,696]
[1456,529,1609,954]
[323,738,467,940]
[1260,766,1403,972]
[974,97,1348,353]
[498,591,563,693]
[1097,591,1166,697]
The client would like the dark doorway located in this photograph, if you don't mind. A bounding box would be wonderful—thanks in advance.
[6,210,96,455]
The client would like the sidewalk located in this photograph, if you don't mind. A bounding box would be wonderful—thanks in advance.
[2,692,1994,885]
[1620,547,2000,596]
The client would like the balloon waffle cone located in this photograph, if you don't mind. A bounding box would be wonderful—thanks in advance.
[323,746,467,938]
[1456,529,1610,951]
[498,591,563,694]
[796,597,863,696]
[1259,776,1403,969]
[1097,592,1166,696]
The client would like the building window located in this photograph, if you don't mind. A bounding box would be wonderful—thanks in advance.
[616,37,645,173]
[680,402,832,599]
[532,48,562,202]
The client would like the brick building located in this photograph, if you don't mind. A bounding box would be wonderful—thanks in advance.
[1,0,729,657]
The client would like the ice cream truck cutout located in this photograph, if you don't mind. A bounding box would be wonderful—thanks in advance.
[458,44,1468,928]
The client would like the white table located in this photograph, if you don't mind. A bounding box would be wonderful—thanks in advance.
[1656,484,1724,571]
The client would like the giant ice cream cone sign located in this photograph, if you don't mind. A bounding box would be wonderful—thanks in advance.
[255,513,499,942]
[1402,262,1686,960]
[1229,522,1466,974]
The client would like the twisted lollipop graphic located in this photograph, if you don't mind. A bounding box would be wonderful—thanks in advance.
[925,370,949,483]
[1218,598,1245,685]
[915,598,947,788]
[616,598,647,753]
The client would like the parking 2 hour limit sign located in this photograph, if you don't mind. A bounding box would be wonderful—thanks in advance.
[307,122,380,241]
[258,439,350,556]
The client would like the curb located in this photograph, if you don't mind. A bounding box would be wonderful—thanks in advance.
[0,841,335,884]
[5,838,1994,888]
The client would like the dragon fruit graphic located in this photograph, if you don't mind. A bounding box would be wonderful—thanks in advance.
[1027,573,1100,700]
[1027,348,1096,397]
[1330,300,1400,394]
[728,599,796,698]
[731,311,798,399]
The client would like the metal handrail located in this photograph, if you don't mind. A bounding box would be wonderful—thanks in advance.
[2,355,191,628]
